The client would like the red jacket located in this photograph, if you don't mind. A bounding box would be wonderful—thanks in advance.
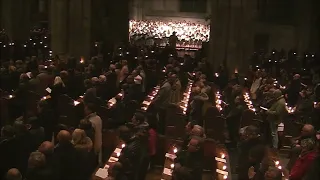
[148,128,157,156]
[290,151,318,180]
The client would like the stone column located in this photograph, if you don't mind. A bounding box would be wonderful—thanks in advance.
[209,0,256,73]
[132,0,143,20]
[209,0,231,72]
[1,0,30,42]
[50,0,68,58]
[68,0,91,60]
[108,0,129,47]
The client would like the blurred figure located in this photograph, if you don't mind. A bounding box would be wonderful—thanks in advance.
[265,89,286,148]
[6,168,22,180]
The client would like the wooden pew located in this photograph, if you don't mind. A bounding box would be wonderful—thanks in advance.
[204,106,225,142]
[164,80,193,139]
[160,139,183,180]
[92,140,125,180]
[214,145,231,180]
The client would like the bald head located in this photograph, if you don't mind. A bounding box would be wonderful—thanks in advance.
[187,138,200,152]
[38,141,54,155]
[57,130,71,144]
[6,168,22,180]
[191,125,204,137]
[301,124,315,137]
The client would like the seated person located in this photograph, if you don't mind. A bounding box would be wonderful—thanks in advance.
[118,126,142,180]
[26,152,55,180]
[263,166,282,180]
[226,95,244,144]
[175,137,204,180]
[287,124,315,170]
[238,126,265,180]
[288,138,318,180]
[38,141,60,179]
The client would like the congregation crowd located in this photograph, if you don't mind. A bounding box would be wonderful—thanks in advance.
[0,26,320,180]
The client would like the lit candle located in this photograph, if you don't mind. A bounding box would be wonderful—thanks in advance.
[221,154,225,159]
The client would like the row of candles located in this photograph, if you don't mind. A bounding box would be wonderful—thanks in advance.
[215,91,223,111]
[141,85,160,111]
[162,145,179,177]
[215,152,229,179]
[108,91,124,108]
[95,143,126,178]
[180,80,193,114]
[243,92,256,112]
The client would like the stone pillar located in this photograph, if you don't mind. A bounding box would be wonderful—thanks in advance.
[1,0,30,42]
[51,0,92,60]
[108,0,129,47]
[68,0,91,60]
[209,0,231,72]
[51,0,68,58]
[209,0,256,73]
[132,0,143,20]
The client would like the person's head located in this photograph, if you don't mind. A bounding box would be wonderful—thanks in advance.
[28,152,46,169]
[79,119,93,130]
[38,141,54,156]
[54,76,65,87]
[234,95,242,104]
[108,162,123,177]
[98,75,106,83]
[118,126,131,142]
[6,168,22,180]
[192,86,201,95]
[84,103,96,116]
[1,125,15,138]
[185,122,195,134]
[60,70,68,80]
[57,130,71,145]
[301,137,317,152]
[13,121,27,136]
[272,89,283,100]
[264,166,282,180]
[131,112,145,125]
[168,73,177,84]
[19,73,29,82]
[301,124,315,137]
[187,138,201,153]
[244,125,259,140]
[27,117,40,129]
[72,129,88,145]
[191,125,204,137]
[293,74,300,80]
[91,77,99,86]
[132,70,138,77]
[126,75,134,84]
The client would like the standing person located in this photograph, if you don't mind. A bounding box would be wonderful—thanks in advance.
[169,32,178,49]
[265,89,287,149]
[84,103,102,165]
